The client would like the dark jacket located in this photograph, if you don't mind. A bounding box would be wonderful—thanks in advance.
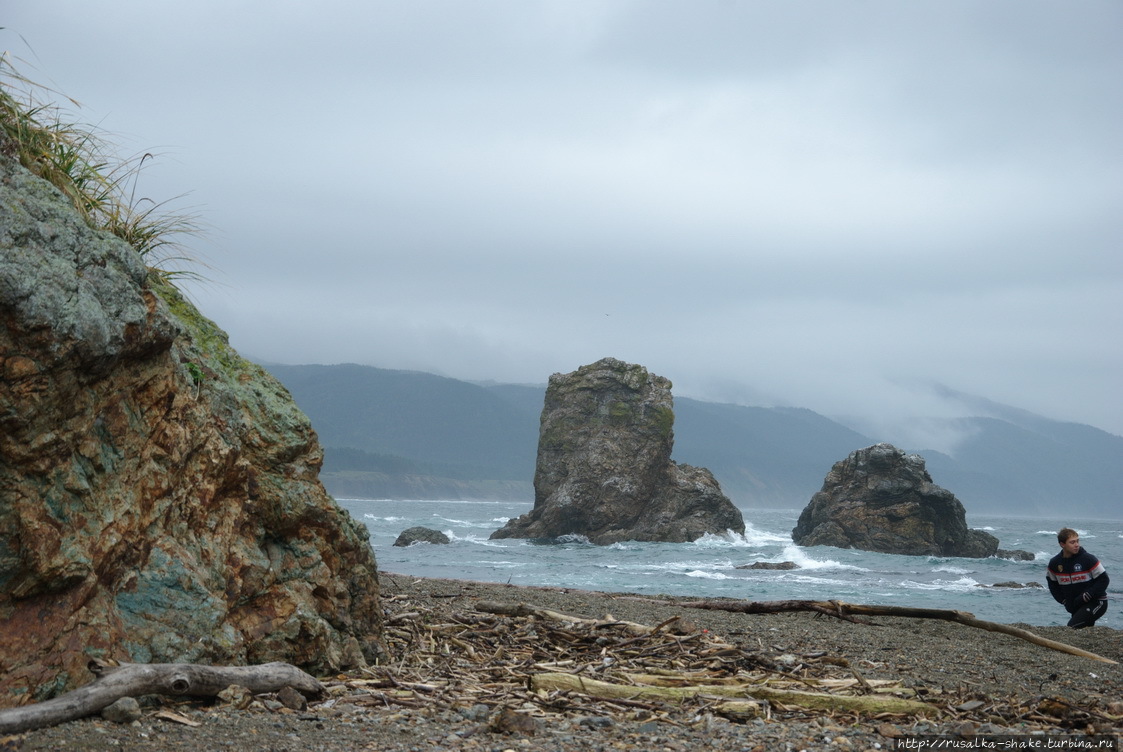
[1046,547,1109,612]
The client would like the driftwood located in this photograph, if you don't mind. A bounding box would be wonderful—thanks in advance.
[474,600,688,637]
[674,599,1118,665]
[0,660,325,734]
[531,671,937,717]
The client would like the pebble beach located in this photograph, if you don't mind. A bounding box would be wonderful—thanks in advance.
[14,573,1122,751]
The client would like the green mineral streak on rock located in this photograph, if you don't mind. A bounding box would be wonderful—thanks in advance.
[33,672,70,703]
[114,547,225,645]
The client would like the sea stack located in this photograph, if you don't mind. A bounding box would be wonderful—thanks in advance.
[490,357,744,545]
[791,443,998,558]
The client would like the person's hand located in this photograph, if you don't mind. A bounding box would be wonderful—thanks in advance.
[1081,591,1092,603]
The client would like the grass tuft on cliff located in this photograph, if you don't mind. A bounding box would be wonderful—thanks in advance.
[0,51,201,281]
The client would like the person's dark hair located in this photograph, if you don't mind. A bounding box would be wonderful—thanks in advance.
[1058,527,1078,545]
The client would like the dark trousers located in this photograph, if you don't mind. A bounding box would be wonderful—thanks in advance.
[1067,598,1108,628]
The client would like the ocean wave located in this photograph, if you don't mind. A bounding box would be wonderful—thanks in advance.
[554,534,593,545]
[364,514,405,522]
[432,515,506,530]
[779,545,868,572]
[694,524,791,549]
[742,523,793,546]
[444,532,507,547]
[932,565,974,574]
[631,559,736,575]
[474,559,524,568]
[684,570,731,580]
[344,498,511,505]
[900,576,979,592]
[781,573,854,586]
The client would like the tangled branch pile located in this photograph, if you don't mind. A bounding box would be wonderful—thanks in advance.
[319,590,1121,735]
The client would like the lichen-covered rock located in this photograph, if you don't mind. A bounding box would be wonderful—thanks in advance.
[791,443,998,558]
[0,153,382,707]
[490,358,744,545]
[393,526,451,546]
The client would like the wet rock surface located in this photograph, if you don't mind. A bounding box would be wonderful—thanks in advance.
[737,561,798,570]
[393,526,452,546]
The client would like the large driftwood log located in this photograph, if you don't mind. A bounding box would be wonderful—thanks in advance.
[530,672,937,717]
[0,661,325,734]
[675,599,1118,665]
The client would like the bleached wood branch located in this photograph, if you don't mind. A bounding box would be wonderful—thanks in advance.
[0,661,325,734]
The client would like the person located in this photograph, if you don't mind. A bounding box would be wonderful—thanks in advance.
[1046,527,1109,628]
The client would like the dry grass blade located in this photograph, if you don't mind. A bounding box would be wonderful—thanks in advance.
[0,52,203,281]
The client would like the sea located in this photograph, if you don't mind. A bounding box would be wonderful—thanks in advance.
[337,499,1123,630]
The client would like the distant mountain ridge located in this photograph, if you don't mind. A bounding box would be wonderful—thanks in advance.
[265,363,1121,516]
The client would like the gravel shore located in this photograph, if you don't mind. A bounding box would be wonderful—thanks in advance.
[12,573,1122,751]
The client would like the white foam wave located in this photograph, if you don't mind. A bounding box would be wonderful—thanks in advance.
[636,559,735,575]
[555,534,592,544]
[900,576,979,592]
[1037,528,1092,539]
[343,498,516,505]
[475,560,524,568]
[432,515,504,529]
[780,545,868,572]
[933,565,973,574]
[783,574,853,586]
[978,526,996,531]
[684,570,731,580]
[694,524,791,549]
[364,514,405,522]
[444,532,507,547]
[742,523,793,546]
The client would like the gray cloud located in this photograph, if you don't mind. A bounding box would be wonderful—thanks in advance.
[5,0,1121,438]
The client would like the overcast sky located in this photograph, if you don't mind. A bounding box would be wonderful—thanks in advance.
[6,2,1122,444]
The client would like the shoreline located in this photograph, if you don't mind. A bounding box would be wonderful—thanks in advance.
[380,571,1122,632]
[18,572,1123,751]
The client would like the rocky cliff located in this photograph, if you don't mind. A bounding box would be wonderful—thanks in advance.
[490,358,744,545]
[791,443,998,558]
[0,152,382,706]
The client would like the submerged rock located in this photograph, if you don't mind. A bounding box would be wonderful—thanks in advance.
[791,443,998,558]
[737,561,798,570]
[394,526,451,546]
[996,548,1035,561]
[0,152,381,706]
[490,358,744,545]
